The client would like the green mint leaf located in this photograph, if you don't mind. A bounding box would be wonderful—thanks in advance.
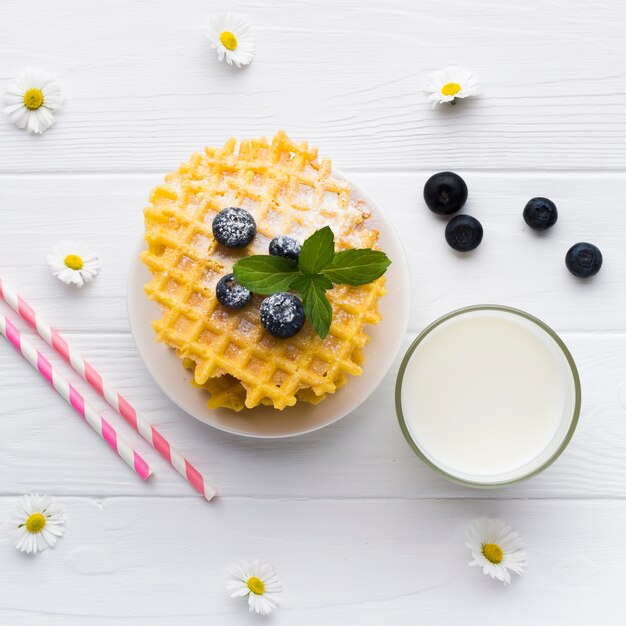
[290,274,311,292]
[298,226,335,275]
[323,249,391,286]
[291,273,333,292]
[233,255,300,295]
[315,274,334,290]
[300,275,333,339]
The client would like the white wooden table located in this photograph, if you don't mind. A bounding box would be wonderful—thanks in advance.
[2,1,626,623]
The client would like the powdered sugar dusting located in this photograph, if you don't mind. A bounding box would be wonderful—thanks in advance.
[202,171,376,274]
[212,207,256,248]
[260,292,305,338]
[321,191,340,210]
[261,293,300,325]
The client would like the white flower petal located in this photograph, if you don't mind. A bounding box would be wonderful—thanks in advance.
[43,94,64,110]
[40,528,59,549]
[227,585,250,598]
[10,493,66,554]
[17,533,33,554]
[42,523,66,538]
[3,92,24,106]
[249,593,275,615]
[47,258,67,273]
[227,559,282,614]
[47,241,100,287]
[227,562,247,581]
[3,68,63,134]
[240,560,255,580]
[465,517,525,584]
[55,267,74,283]
[71,271,85,287]
[206,13,255,68]
[7,106,30,129]
[424,66,480,106]
[247,593,260,613]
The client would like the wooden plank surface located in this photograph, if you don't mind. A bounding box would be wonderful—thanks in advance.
[1,1,626,173]
[2,0,626,623]
[0,173,623,333]
[1,330,626,500]
[0,496,624,625]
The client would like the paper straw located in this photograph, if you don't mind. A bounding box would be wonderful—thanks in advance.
[0,313,152,479]
[0,278,216,500]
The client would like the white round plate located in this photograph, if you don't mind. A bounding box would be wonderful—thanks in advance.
[128,172,410,438]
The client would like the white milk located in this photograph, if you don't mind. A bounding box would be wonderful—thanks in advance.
[400,309,578,483]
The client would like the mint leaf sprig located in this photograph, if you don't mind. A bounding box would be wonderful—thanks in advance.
[233,226,391,339]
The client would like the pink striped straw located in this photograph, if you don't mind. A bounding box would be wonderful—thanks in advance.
[0,278,216,501]
[0,313,152,479]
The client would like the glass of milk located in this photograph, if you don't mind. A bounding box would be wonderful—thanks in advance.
[396,305,581,487]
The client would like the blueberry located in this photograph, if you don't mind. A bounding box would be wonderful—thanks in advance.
[212,207,256,249]
[423,172,468,215]
[269,235,301,263]
[523,197,558,231]
[215,273,252,309]
[445,215,483,252]
[565,242,602,278]
[260,293,305,338]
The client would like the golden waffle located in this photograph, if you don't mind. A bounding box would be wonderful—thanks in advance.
[142,131,386,410]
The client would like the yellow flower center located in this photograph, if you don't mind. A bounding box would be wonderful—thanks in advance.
[64,254,84,270]
[441,82,462,97]
[25,512,47,533]
[247,576,265,595]
[23,88,44,110]
[220,31,238,50]
[482,543,504,564]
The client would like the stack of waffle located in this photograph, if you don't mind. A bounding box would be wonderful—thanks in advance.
[142,131,386,411]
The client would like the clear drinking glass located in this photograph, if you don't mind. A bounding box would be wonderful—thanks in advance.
[395,305,581,488]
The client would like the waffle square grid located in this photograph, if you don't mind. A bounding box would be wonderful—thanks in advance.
[142,131,386,410]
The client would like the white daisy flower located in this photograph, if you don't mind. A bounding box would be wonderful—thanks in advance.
[206,14,255,68]
[465,517,527,585]
[10,493,66,554]
[424,66,480,106]
[226,559,282,615]
[47,240,101,287]
[3,68,64,134]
